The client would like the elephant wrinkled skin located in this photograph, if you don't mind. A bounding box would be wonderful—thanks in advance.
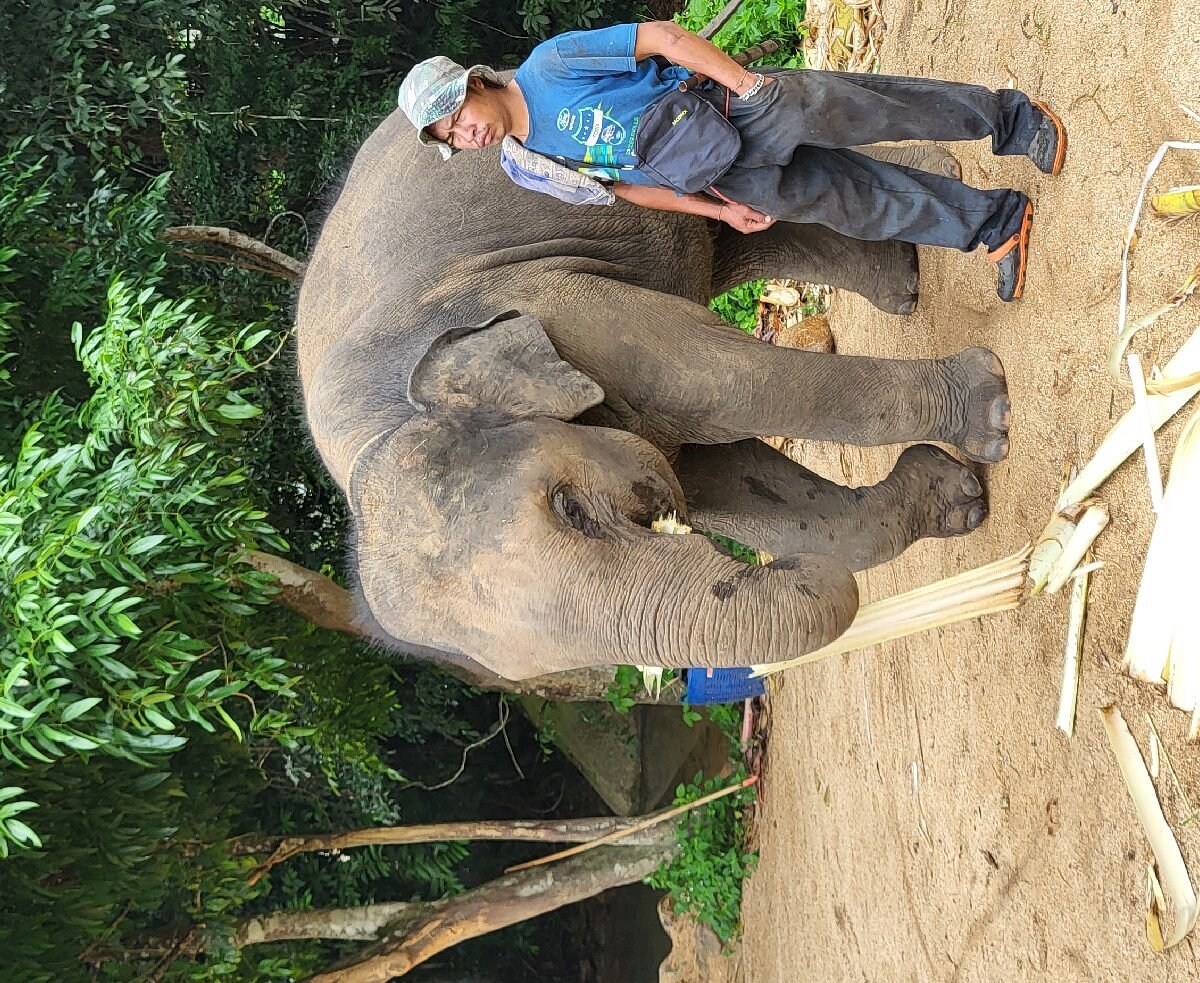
[296,110,1009,681]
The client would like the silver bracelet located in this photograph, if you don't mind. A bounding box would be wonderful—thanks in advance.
[739,73,766,100]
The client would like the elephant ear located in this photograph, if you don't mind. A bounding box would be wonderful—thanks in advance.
[408,311,603,421]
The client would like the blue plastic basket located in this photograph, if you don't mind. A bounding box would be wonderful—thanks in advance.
[685,667,765,704]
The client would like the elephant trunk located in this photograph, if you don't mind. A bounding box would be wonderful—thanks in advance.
[553,529,860,672]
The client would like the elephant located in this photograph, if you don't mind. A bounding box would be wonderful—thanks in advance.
[295,109,1010,682]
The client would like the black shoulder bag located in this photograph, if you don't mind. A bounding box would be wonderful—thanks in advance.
[632,84,742,195]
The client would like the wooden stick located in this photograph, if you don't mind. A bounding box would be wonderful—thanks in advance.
[503,774,758,874]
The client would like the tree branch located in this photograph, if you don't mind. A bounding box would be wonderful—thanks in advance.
[221,814,678,887]
[304,844,675,982]
[161,226,306,282]
[239,550,679,702]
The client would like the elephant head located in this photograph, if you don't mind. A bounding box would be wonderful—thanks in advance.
[340,311,858,680]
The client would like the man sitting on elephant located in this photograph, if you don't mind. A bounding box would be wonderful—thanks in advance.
[397,21,1066,302]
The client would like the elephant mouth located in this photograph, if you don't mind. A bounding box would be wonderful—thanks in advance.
[550,476,681,541]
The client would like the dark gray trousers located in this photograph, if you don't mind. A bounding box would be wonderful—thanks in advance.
[704,69,1040,252]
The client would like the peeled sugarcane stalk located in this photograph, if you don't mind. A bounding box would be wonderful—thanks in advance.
[1060,320,1200,509]
[1055,553,1093,737]
[1123,406,1200,735]
[1027,502,1110,595]
[1100,706,1200,950]
[751,548,1031,677]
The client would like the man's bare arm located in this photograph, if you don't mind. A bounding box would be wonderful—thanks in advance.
[632,21,774,95]
[612,184,774,234]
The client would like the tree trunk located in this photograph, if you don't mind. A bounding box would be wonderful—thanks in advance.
[304,843,676,982]
[240,549,680,703]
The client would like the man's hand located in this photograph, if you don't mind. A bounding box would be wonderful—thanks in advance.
[719,201,776,234]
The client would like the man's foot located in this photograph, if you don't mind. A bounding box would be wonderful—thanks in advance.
[989,200,1034,302]
[1027,100,1067,175]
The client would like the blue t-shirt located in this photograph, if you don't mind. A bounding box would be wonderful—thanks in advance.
[513,24,690,185]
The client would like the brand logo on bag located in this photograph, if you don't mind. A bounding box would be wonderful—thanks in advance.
[671,109,688,126]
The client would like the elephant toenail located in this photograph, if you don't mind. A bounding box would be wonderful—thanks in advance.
[898,298,917,316]
[984,436,1009,462]
[960,471,982,497]
[968,504,987,527]
[989,395,1011,430]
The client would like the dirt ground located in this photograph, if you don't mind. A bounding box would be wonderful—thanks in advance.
[737,1,1200,980]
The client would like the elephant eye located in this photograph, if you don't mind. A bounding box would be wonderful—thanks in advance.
[550,485,606,540]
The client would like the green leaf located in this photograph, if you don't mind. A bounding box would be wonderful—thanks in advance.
[143,707,174,730]
[241,328,272,350]
[0,699,33,719]
[48,630,77,653]
[17,735,54,763]
[0,800,38,820]
[216,402,262,420]
[131,771,171,792]
[4,818,42,848]
[184,669,222,695]
[214,703,243,742]
[3,659,29,695]
[127,533,168,555]
[112,613,141,636]
[61,697,103,722]
[74,504,104,533]
[95,655,138,680]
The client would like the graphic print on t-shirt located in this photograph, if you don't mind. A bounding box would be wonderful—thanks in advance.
[557,103,629,163]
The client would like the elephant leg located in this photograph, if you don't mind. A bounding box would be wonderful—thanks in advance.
[537,280,1011,463]
[710,222,920,315]
[852,142,963,179]
[674,440,987,571]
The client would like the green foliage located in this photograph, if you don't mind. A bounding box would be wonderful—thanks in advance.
[675,0,808,68]
[0,155,311,856]
[603,664,680,713]
[0,736,269,983]
[646,768,759,944]
[678,0,807,331]
[519,0,615,39]
[708,277,766,334]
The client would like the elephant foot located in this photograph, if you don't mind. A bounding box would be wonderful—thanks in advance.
[891,444,987,538]
[942,347,1011,463]
[856,143,962,180]
[870,241,920,316]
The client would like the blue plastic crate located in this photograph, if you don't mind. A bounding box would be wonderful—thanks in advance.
[685,667,765,704]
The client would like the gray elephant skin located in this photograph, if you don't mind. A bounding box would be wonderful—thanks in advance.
[296,109,1011,682]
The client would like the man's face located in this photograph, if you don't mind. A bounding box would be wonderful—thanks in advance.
[426,78,503,151]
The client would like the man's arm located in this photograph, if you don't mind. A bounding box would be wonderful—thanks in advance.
[632,21,773,95]
[612,183,774,234]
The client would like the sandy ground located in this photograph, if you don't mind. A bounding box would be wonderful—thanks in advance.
[737,1,1200,980]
